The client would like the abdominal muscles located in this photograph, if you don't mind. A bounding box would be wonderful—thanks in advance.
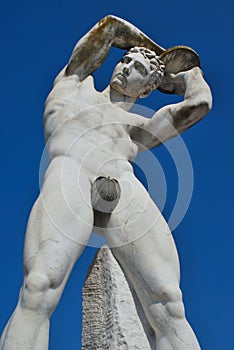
[45,113,138,179]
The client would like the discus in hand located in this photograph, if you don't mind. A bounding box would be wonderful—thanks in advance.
[158,46,201,94]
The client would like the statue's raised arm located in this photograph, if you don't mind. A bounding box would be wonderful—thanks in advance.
[132,65,212,150]
[65,15,165,80]
[0,15,212,350]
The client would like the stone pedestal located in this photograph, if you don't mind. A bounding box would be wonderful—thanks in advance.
[82,245,154,349]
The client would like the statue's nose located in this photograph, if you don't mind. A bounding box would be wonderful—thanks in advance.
[123,66,130,76]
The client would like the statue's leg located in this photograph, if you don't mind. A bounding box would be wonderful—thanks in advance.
[0,156,93,350]
[98,171,200,350]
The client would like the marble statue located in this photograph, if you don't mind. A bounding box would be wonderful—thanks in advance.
[0,15,212,350]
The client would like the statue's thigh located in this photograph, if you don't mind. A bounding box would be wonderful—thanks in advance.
[104,172,180,298]
[23,156,93,280]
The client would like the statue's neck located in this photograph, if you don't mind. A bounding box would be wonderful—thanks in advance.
[103,86,137,111]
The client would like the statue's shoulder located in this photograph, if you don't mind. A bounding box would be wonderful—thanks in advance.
[49,73,95,100]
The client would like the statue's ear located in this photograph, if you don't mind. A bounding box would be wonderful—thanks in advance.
[139,88,152,99]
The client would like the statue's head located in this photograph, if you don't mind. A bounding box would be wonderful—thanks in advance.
[110,47,165,98]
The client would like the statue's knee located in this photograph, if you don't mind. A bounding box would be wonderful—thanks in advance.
[25,272,50,293]
[160,284,182,303]
[21,272,50,311]
[149,285,185,323]
[161,285,185,319]
[165,299,185,319]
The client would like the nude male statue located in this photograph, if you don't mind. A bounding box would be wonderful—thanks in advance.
[0,15,212,350]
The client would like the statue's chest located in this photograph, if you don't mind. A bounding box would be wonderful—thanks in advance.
[73,77,107,109]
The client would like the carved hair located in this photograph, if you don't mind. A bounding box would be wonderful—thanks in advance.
[126,47,165,97]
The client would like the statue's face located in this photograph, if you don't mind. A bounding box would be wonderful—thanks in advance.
[110,53,152,98]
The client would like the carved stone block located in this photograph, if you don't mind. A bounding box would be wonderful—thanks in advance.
[82,246,152,350]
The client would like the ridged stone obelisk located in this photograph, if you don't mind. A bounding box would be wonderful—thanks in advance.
[82,245,153,349]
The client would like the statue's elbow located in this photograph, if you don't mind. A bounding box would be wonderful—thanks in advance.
[99,15,118,27]
[201,95,212,116]
[197,89,213,117]
[206,89,213,111]
[202,86,213,113]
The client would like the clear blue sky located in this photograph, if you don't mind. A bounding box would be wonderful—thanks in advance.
[0,1,233,349]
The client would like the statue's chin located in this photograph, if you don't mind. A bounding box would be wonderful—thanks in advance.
[110,82,138,99]
[110,80,124,93]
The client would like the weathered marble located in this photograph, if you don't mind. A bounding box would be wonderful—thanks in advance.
[0,15,212,350]
[82,246,152,349]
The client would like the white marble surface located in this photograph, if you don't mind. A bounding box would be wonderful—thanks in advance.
[82,245,152,349]
[0,15,211,350]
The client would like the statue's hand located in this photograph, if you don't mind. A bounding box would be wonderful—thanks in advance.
[158,71,185,95]
[159,67,202,96]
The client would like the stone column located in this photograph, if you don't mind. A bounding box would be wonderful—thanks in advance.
[82,245,154,349]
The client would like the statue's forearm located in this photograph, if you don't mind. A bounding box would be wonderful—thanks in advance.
[65,15,164,79]
[134,68,212,150]
[173,67,212,132]
[183,68,212,105]
[107,15,165,54]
